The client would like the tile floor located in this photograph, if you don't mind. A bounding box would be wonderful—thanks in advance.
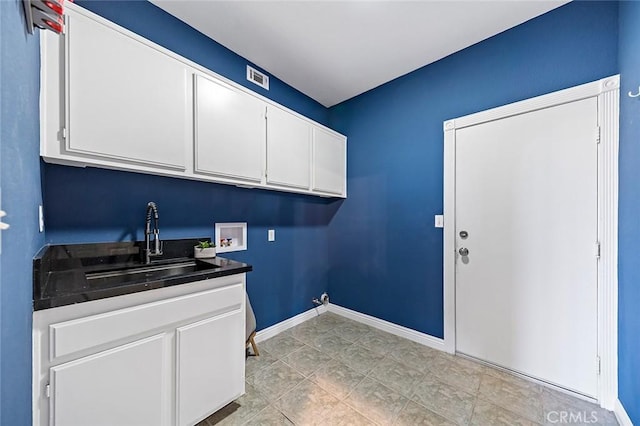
[199,312,617,426]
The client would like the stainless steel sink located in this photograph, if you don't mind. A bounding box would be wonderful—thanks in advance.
[85,260,219,288]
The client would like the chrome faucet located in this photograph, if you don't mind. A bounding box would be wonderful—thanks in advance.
[143,201,162,264]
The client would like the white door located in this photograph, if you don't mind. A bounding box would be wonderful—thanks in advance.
[266,106,311,189]
[194,75,265,182]
[455,97,598,397]
[50,334,168,426]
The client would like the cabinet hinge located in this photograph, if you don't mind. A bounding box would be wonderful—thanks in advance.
[45,384,51,398]
[265,106,268,120]
[61,127,67,140]
[595,241,601,259]
[595,126,601,144]
[597,356,601,375]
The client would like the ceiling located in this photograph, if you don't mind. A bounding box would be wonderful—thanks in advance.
[150,1,569,107]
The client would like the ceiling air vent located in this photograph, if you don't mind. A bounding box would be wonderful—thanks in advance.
[246,65,269,90]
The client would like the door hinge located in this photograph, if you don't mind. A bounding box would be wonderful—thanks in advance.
[595,242,601,259]
[45,384,51,398]
[595,126,601,144]
[597,356,601,375]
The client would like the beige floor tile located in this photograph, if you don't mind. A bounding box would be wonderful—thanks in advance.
[368,356,425,397]
[319,401,377,426]
[357,328,403,356]
[206,382,270,425]
[481,364,543,393]
[345,377,409,425]
[246,349,278,378]
[428,353,483,394]
[332,320,373,342]
[395,401,456,426]
[246,360,305,402]
[411,375,476,425]
[478,374,544,424]
[246,405,294,425]
[275,380,342,425]
[541,388,618,425]
[307,333,354,358]
[335,343,385,374]
[470,398,540,426]
[282,345,334,377]
[314,312,346,328]
[236,313,572,426]
[309,359,367,400]
[260,334,307,360]
[289,322,334,345]
[388,339,440,373]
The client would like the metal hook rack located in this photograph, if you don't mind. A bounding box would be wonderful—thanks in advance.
[629,86,640,98]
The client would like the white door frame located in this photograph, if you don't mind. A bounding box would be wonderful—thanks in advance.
[443,75,620,409]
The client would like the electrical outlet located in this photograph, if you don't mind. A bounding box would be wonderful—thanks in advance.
[268,229,275,241]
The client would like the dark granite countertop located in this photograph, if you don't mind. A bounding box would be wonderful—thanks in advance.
[33,238,252,310]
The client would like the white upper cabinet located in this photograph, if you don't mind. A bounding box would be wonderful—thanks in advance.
[313,127,346,196]
[65,12,189,169]
[41,3,346,198]
[194,75,265,182]
[266,106,312,189]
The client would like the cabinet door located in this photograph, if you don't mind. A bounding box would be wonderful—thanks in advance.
[266,106,312,189]
[66,12,189,169]
[194,75,265,182]
[313,127,346,195]
[50,334,168,426]
[176,309,244,426]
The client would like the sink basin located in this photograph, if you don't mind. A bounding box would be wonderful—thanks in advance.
[85,260,219,288]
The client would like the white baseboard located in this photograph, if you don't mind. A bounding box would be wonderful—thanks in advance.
[254,305,327,343]
[328,303,447,353]
[615,399,634,426]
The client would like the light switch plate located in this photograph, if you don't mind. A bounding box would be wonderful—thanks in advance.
[39,205,44,233]
[435,214,444,228]
[268,229,275,241]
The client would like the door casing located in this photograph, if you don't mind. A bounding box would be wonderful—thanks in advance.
[443,75,620,409]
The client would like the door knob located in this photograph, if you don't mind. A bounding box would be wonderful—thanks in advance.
[458,247,469,256]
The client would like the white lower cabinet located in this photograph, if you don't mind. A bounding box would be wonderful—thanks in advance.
[50,334,168,426]
[33,275,246,426]
[177,310,244,426]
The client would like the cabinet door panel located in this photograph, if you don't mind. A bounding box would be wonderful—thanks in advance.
[66,13,188,169]
[176,309,245,426]
[195,75,265,182]
[266,106,311,189]
[313,128,346,195]
[50,334,168,426]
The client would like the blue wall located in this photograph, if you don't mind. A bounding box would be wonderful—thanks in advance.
[617,1,640,423]
[43,0,337,332]
[0,1,44,424]
[43,165,340,330]
[327,1,619,338]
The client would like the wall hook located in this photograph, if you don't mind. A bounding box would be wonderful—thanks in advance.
[629,86,640,98]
